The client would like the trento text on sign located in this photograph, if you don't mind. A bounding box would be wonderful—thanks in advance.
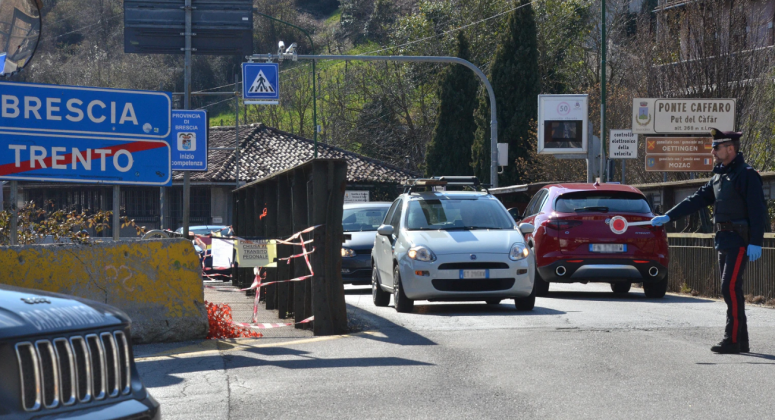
[0,132,171,185]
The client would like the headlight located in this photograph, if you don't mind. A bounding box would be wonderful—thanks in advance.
[341,247,356,258]
[407,245,436,262]
[509,243,529,261]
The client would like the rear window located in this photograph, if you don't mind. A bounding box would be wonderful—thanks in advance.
[342,207,390,232]
[555,192,651,214]
[405,198,514,230]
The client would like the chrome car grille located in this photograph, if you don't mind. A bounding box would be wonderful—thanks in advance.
[15,331,131,412]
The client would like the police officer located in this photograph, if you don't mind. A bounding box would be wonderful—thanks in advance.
[651,128,767,354]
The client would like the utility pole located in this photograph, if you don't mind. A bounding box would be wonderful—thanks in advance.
[600,0,607,182]
[253,54,500,187]
[182,0,192,238]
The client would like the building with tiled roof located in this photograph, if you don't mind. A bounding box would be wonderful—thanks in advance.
[178,123,417,185]
[7,123,417,236]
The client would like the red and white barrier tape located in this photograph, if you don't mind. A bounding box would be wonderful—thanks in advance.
[232,316,314,330]
[204,225,322,324]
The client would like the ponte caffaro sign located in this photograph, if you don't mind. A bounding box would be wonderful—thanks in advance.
[632,98,736,135]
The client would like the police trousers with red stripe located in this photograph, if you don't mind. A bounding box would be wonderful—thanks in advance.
[718,248,749,345]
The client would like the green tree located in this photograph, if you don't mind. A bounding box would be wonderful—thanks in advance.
[472,0,540,185]
[425,32,478,177]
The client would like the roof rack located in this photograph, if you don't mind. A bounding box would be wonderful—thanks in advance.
[403,176,489,194]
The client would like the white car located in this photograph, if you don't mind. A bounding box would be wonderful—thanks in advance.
[371,177,536,312]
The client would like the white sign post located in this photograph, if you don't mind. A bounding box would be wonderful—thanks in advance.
[537,94,588,154]
[609,129,638,159]
[632,98,736,134]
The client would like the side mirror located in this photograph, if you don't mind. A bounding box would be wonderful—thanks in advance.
[377,224,394,236]
[518,223,535,235]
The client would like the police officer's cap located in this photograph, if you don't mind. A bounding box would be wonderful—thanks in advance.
[709,127,742,147]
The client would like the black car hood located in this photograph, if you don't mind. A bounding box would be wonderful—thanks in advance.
[343,230,379,250]
[0,284,129,340]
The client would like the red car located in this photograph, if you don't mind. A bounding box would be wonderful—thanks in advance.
[518,183,669,298]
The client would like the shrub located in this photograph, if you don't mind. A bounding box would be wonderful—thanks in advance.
[205,301,262,339]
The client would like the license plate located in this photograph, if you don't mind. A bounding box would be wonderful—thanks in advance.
[460,269,488,279]
[590,244,626,253]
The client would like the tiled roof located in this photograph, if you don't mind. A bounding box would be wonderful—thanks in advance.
[172,124,418,184]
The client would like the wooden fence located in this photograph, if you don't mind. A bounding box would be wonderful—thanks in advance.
[232,159,348,336]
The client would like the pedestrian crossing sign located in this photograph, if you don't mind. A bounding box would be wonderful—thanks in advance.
[242,62,280,101]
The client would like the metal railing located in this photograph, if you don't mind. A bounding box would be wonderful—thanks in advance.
[668,233,775,298]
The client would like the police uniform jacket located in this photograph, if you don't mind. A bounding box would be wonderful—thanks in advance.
[665,153,767,250]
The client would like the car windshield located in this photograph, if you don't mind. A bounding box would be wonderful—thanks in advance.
[342,207,389,232]
[405,198,514,230]
[555,192,651,214]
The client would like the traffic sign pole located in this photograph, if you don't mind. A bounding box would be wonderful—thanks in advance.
[113,185,120,240]
[9,181,17,245]
[182,0,192,239]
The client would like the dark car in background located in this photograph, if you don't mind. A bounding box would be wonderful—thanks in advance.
[0,284,160,420]
[518,183,669,298]
[341,202,392,284]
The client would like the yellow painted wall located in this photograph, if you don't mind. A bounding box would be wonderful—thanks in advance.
[0,239,207,343]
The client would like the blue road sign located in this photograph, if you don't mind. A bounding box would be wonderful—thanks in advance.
[242,63,279,100]
[0,81,172,138]
[170,110,208,171]
[0,131,171,186]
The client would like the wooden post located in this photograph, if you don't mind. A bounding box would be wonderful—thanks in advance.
[291,168,309,328]
[264,181,278,310]
[310,161,348,335]
[276,174,292,319]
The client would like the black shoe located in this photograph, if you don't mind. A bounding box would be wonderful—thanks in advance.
[711,341,741,354]
[741,342,750,353]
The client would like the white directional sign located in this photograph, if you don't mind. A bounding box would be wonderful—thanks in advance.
[609,129,638,159]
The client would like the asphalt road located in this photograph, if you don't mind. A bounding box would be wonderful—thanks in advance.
[135,282,775,419]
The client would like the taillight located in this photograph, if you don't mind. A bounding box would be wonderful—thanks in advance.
[545,219,583,230]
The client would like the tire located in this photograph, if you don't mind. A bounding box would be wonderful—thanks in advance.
[393,265,414,313]
[515,294,536,311]
[611,282,632,294]
[372,266,390,307]
[533,268,550,297]
[485,299,501,305]
[643,276,668,298]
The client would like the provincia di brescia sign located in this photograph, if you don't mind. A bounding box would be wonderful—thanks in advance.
[632,98,736,135]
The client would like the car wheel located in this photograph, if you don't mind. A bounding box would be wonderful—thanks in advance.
[533,267,550,297]
[643,275,668,298]
[611,282,632,294]
[393,265,414,313]
[515,279,537,311]
[372,266,390,307]
[485,299,501,305]
[514,295,535,311]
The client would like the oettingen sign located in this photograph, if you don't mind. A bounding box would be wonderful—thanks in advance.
[0,81,172,138]
[645,137,713,172]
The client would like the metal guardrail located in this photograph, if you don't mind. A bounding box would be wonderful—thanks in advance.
[668,233,775,299]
